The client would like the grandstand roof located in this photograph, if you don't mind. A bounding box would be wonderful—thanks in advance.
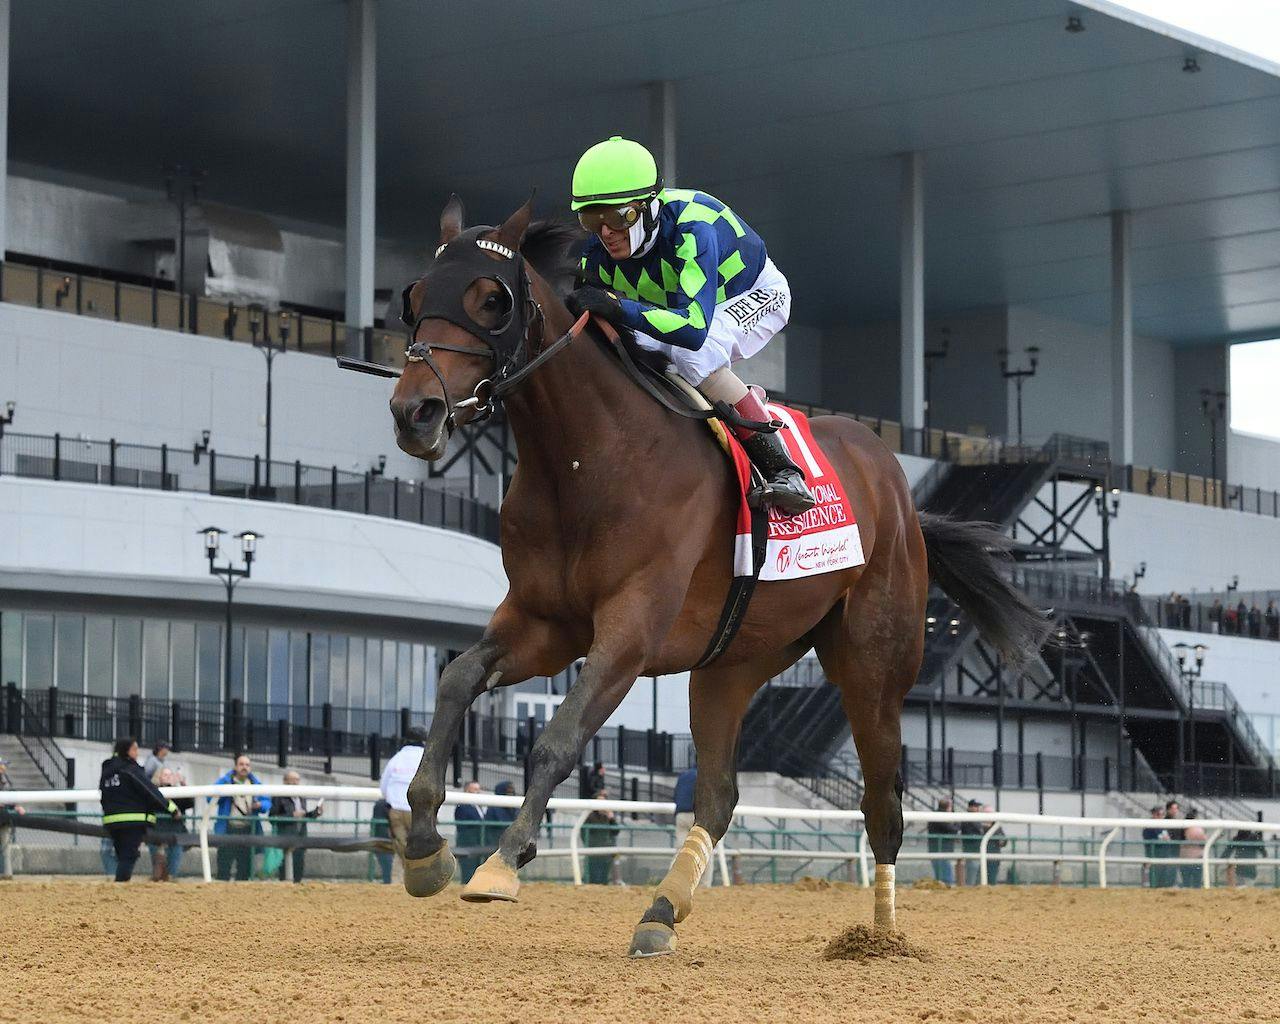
[12,0,1280,343]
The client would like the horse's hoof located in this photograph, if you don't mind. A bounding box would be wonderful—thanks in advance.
[403,844,456,898]
[460,852,520,903]
[628,921,677,959]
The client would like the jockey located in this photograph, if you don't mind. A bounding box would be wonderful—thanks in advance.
[567,136,816,515]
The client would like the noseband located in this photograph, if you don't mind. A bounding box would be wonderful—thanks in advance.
[337,226,589,435]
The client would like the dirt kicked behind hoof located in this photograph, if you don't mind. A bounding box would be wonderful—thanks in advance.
[822,924,928,963]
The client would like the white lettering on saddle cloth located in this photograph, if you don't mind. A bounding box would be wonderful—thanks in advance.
[759,405,866,582]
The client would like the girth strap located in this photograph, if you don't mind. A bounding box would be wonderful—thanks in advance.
[692,498,769,669]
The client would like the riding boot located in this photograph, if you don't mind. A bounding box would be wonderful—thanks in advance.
[729,390,816,516]
[151,854,165,883]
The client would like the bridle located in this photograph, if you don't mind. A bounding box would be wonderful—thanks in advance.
[336,226,590,435]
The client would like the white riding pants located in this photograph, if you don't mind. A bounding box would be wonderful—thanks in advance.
[633,258,791,386]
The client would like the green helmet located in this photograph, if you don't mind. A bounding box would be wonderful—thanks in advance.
[570,136,661,211]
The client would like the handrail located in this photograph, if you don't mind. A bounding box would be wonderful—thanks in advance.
[9,689,71,789]
[6,784,1279,889]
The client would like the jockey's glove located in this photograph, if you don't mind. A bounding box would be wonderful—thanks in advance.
[566,286,626,326]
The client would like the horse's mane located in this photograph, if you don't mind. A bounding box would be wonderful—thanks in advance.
[520,219,585,295]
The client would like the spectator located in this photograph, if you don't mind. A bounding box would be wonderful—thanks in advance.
[1141,805,1168,888]
[1179,594,1191,630]
[1236,599,1249,637]
[587,761,608,797]
[273,770,322,883]
[454,781,486,883]
[0,757,26,879]
[1265,600,1279,641]
[99,737,180,883]
[484,780,518,851]
[1223,605,1238,635]
[1225,829,1265,888]
[584,790,620,884]
[959,799,985,886]
[146,766,192,882]
[982,804,1007,884]
[1248,603,1263,639]
[926,797,957,885]
[1208,598,1223,634]
[378,726,428,876]
[1179,810,1207,889]
[211,754,271,882]
[370,799,394,885]
[142,741,171,781]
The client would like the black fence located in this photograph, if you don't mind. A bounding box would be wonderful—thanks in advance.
[0,430,499,544]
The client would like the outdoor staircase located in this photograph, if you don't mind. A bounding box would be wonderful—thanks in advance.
[0,735,56,790]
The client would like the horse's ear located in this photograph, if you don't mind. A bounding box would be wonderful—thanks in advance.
[439,193,465,245]
[494,191,535,251]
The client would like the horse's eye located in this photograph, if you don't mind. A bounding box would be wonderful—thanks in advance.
[484,293,501,308]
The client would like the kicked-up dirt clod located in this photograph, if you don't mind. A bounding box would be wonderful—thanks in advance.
[822,923,926,962]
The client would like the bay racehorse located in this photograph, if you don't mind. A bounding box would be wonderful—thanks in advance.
[381,196,1047,957]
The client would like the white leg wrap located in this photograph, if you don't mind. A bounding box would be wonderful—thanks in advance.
[683,825,714,887]
[874,863,897,932]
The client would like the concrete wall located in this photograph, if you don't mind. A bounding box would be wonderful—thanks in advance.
[1173,343,1228,479]
[0,478,505,637]
[1228,430,1280,494]
[1155,628,1280,717]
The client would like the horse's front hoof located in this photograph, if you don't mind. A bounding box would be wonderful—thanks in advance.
[403,844,456,898]
[460,852,520,903]
[628,921,677,959]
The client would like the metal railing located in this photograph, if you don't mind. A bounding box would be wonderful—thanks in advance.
[0,429,500,543]
[1,686,73,789]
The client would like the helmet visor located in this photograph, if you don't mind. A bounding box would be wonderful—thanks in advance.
[577,203,643,234]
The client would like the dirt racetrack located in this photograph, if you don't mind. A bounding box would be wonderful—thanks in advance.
[2,878,1278,1024]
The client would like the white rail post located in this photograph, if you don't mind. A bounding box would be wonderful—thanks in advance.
[978,822,1000,886]
[716,840,731,887]
[1202,828,1223,890]
[568,810,589,886]
[1097,827,1120,889]
[199,796,215,883]
[857,829,870,887]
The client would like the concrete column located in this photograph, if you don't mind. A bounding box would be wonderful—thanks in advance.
[1110,210,1134,465]
[0,1,10,260]
[899,151,925,435]
[345,0,376,345]
[649,81,677,185]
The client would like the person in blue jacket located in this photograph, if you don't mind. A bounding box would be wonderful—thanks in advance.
[210,753,271,881]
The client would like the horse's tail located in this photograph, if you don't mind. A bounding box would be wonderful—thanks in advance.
[917,511,1051,667]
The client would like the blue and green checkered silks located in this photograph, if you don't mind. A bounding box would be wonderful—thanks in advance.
[579,189,767,351]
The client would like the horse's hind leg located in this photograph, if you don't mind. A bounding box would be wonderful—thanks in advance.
[813,575,925,934]
[629,649,800,958]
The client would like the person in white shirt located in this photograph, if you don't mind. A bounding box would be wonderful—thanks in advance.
[379,727,428,871]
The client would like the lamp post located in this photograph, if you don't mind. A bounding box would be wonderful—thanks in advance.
[1093,484,1121,588]
[0,400,14,439]
[252,305,285,492]
[163,164,205,329]
[998,346,1040,449]
[1200,388,1227,507]
[201,527,263,747]
[923,326,951,451]
[1172,642,1208,789]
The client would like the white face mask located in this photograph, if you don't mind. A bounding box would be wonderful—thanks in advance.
[627,196,662,258]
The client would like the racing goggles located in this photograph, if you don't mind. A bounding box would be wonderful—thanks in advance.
[577,202,645,234]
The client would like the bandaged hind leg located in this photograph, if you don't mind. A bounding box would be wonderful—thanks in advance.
[874,863,897,933]
[629,824,715,958]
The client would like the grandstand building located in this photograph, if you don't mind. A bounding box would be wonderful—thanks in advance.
[3,0,1280,835]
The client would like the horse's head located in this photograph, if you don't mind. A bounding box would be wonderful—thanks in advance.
[390,195,534,461]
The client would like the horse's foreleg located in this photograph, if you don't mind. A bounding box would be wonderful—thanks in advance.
[460,638,646,904]
[629,656,789,958]
[401,638,506,896]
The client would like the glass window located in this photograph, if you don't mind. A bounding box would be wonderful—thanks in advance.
[85,617,114,697]
[244,628,268,708]
[290,632,310,708]
[196,623,221,704]
[1,611,22,690]
[142,620,169,699]
[347,636,365,710]
[311,634,330,706]
[56,615,85,694]
[382,640,397,709]
[329,635,348,717]
[170,622,196,701]
[411,644,426,713]
[365,639,381,710]
[24,614,54,689]
[396,642,412,710]
[230,626,246,703]
[268,629,290,715]
[115,618,142,697]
